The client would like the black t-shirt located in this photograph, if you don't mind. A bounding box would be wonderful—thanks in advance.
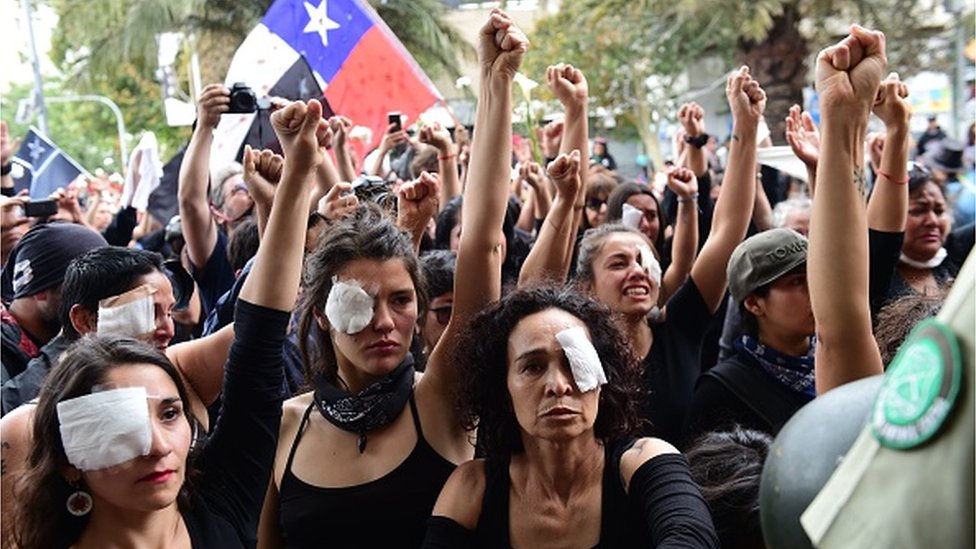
[869,226,972,319]
[190,230,236,321]
[641,278,714,443]
[182,299,289,547]
[683,351,812,443]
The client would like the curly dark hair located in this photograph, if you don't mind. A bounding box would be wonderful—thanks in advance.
[686,427,772,549]
[452,286,643,457]
[296,203,426,388]
[875,290,945,366]
[10,336,201,549]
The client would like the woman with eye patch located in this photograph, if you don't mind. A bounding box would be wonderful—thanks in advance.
[7,98,323,548]
[523,68,766,444]
[423,287,718,548]
[256,10,524,549]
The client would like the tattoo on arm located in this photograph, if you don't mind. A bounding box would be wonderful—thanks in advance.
[854,166,868,199]
[1,441,10,475]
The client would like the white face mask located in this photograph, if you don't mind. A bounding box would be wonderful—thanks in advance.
[57,387,153,471]
[325,277,375,334]
[555,326,607,392]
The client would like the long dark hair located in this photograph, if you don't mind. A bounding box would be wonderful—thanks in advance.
[296,204,426,388]
[606,182,668,254]
[10,336,200,549]
[452,286,642,457]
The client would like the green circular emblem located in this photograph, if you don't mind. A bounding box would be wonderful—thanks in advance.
[872,319,962,450]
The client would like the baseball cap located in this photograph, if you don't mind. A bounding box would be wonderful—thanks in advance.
[727,228,808,303]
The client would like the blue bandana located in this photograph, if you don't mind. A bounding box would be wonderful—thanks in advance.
[735,334,816,397]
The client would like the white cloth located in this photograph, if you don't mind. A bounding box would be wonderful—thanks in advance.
[756,146,811,182]
[555,326,606,392]
[97,284,156,338]
[637,243,662,286]
[58,387,152,471]
[325,277,375,334]
[121,132,164,211]
[899,247,947,269]
[622,203,643,229]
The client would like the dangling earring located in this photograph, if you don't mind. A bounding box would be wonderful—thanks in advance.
[66,483,93,516]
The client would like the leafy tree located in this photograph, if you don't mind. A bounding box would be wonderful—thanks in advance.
[13,0,472,172]
[523,2,723,164]
[581,0,964,145]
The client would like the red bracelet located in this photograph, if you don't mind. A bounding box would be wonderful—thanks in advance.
[438,153,456,161]
[876,169,909,184]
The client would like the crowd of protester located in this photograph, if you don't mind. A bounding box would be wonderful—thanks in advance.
[0,10,973,548]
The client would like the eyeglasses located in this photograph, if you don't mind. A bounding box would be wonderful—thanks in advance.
[585,197,607,210]
[429,305,452,325]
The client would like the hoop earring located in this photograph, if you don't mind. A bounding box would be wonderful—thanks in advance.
[66,484,93,516]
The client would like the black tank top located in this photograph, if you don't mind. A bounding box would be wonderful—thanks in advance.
[279,396,456,549]
[475,439,644,548]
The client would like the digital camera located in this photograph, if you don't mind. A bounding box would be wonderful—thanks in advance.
[228,82,257,114]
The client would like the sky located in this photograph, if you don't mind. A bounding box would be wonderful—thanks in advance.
[1,0,59,91]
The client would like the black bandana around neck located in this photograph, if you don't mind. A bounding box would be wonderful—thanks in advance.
[313,355,415,453]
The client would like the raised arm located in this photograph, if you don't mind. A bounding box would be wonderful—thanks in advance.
[420,8,528,460]
[179,84,227,270]
[240,101,327,309]
[688,67,764,312]
[242,148,284,238]
[809,26,887,393]
[866,73,911,232]
[397,172,441,253]
[369,123,408,178]
[659,167,699,304]
[309,128,339,216]
[517,151,581,286]
[419,122,460,208]
[521,161,552,231]
[329,116,358,183]
[549,64,589,271]
[785,104,820,195]
[678,102,708,177]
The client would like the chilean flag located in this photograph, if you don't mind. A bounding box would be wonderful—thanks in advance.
[210,0,443,172]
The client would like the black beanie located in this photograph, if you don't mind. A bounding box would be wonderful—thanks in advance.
[2,222,108,302]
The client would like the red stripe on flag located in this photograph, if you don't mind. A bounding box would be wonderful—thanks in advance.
[325,26,440,148]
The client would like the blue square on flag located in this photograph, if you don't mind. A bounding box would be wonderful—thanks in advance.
[12,127,86,198]
[263,0,373,83]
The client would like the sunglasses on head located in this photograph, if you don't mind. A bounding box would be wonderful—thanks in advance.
[907,161,933,188]
[585,197,607,210]
[428,305,452,325]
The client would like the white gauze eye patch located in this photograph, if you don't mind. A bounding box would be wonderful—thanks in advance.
[97,284,156,338]
[621,203,643,229]
[325,276,375,334]
[637,243,662,286]
[57,387,152,471]
[555,326,607,392]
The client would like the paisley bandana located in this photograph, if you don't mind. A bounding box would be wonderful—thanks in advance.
[312,356,415,453]
[735,334,816,397]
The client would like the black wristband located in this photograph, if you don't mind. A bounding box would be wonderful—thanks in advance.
[683,133,709,149]
[0,163,11,176]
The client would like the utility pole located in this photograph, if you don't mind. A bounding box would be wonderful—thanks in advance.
[21,0,48,136]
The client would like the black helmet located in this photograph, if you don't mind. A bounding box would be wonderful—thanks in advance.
[759,375,884,549]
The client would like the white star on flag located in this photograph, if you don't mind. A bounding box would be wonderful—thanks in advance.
[27,140,45,163]
[303,0,341,46]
